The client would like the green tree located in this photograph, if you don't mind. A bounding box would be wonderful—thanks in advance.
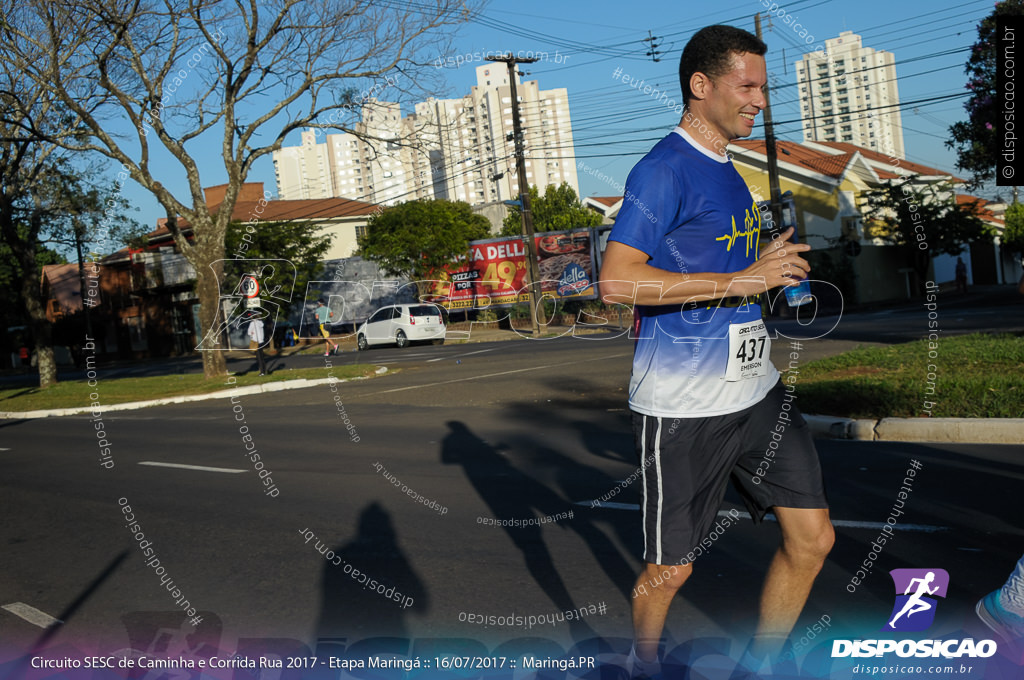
[0,241,64,368]
[946,0,1024,188]
[0,32,138,386]
[223,220,333,321]
[1003,202,1024,261]
[3,0,475,378]
[501,182,603,236]
[861,178,990,292]
[358,200,490,296]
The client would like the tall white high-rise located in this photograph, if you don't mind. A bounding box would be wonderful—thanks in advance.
[272,64,580,209]
[795,31,905,159]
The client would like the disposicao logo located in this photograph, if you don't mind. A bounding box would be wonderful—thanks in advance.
[884,568,949,632]
[832,567,997,659]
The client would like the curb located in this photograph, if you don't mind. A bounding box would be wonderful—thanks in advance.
[0,367,388,420]
[804,415,1024,444]
[5,377,1021,444]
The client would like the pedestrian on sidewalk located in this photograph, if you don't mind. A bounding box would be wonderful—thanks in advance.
[247,311,267,376]
[315,299,338,356]
[956,256,968,294]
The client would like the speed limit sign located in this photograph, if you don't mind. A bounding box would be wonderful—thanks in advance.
[240,275,260,298]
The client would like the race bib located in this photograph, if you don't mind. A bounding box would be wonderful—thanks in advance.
[724,319,771,381]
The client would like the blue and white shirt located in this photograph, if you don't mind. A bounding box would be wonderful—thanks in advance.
[609,127,779,418]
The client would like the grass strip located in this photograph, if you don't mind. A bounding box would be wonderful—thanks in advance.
[793,333,1024,418]
[0,364,381,413]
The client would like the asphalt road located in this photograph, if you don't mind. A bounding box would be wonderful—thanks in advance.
[2,336,1023,679]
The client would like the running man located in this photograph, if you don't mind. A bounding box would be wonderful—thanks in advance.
[889,572,939,628]
[315,299,338,356]
[598,25,834,678]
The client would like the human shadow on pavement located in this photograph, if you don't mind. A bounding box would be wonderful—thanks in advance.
[314,502,427,641]
[440,420,596,638]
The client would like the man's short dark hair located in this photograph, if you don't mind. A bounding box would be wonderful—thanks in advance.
[679,25,767,107]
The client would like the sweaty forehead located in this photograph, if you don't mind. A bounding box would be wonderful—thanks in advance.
[721,52,767,84]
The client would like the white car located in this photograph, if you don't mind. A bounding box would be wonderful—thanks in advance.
[356,303,446,350]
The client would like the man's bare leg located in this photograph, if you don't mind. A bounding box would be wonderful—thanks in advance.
[632,562,693,662]
[750,507,834,658]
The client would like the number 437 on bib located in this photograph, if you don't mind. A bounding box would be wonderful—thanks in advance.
[724,319,771,382]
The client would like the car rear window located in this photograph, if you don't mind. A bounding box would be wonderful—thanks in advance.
[409,305,440,317]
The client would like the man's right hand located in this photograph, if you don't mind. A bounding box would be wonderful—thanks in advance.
[742,227,812,292]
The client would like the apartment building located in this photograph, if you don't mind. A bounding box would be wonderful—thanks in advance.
[273,64,580,213]
[795,31,905,159]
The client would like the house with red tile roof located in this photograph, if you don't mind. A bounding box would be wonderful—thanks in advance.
[726,138,1007,303]
[582,196,623,224]
[43,182,384,358]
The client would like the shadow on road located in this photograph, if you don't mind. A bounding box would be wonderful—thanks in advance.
[440,420,597,638]
[314,503,427,640]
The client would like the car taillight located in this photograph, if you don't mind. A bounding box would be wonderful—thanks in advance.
[409,316,415,325]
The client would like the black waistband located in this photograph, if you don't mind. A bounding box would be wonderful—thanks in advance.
[681,293,763,311]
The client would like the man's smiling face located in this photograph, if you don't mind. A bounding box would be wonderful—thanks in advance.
[693,51,767,149]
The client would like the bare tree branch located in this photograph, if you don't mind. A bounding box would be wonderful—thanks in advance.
[1,0,479,377]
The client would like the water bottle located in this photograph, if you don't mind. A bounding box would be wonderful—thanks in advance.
[783,227,813,307]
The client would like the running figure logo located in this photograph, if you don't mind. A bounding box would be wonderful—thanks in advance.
[884,568,950,632]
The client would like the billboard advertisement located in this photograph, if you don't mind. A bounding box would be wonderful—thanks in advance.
[429,228,598,310]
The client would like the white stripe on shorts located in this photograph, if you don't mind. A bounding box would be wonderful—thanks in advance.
[653,416,664,565]
[640,415,648,559]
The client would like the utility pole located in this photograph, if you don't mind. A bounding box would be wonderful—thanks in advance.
[643,30,662,62]
[487,53,541,336]
[755,14,784,234]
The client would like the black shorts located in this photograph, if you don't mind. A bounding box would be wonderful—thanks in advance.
[631,380,828,566]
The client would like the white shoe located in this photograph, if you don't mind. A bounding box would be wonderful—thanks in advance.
[627,646,661,680]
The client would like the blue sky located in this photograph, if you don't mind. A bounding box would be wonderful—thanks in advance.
[113,0,994,233]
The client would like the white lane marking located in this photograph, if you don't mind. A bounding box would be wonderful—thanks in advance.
[583,501,640,510]
[458,348,499,357]
[427,348,498,363]
[824,518,947,532]
[2,602,62,628]
[0,447,9,451]
[369,353,631,395]
[139,462,246,474]
[581,502,715,512]
[577,503,948,532]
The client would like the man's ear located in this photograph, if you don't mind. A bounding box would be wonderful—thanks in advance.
[689,71,712,102]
